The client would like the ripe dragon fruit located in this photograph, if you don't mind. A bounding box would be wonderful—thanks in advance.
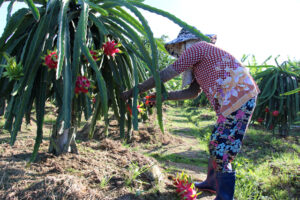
[182,187,198,200]
[257,118,264,123]
[43,50,58,70]
[102,40,120,57]
[75,76,90,94]
[173,171,200,200]
[272,110,279,117]
[265,107,269,113]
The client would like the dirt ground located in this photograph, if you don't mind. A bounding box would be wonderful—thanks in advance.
[0,107,216,200]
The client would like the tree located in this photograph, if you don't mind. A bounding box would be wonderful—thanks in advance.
[0,0,210,161]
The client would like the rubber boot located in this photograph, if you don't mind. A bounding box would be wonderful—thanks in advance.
[215,171,236,200]
[194,158,216,193]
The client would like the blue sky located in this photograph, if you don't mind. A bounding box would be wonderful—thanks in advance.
[1,0,299,64]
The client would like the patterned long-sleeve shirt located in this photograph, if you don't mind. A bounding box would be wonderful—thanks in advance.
[171,41,260,117]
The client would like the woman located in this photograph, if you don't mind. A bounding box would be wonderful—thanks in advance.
[121,28,260,200]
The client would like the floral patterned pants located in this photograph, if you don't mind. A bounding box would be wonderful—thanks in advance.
[209,98,256,172]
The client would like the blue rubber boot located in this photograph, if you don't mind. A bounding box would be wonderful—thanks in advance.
[194,158,216,193]
[215,171,236,200]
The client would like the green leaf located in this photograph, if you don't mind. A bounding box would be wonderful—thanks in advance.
[130,55,139,130]
[286,76,293,126]
[71,6,88,98]
[117,55,132,89]
[10,69,37,145]
[6,0,17,23]
[278,75,285,113]
[16,1,58,93]
[121,2,164,132]
[71,0,88,98]
[3,94,15,132]
[291,78,299,115]
[3,32,28,54]
[100,2,119,9]
[155,38,168,54]
[19,23,37,64]
[78,1,89,45]
[30,68,48,162]
[119,98,125,138]
[261,55,272,65]
[24,0,40,21]
[89,13,109,35]
[56,0,71,79]
[10,0,59,145]
[84,95,92,120]
[0,8,29,51]
[101,19,146,63]
[62,18,72,129]
[102,0,166,132]
[103,16,152,65]
[108,7,145,35]
[259,71,278,99]
[81,46,109,134]
[84,0,108,16]
[280,87,300,96]
[89,95,102,139]
[108,59,123,87]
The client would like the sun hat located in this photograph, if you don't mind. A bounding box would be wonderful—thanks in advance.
[165,28,217,57]
[165,28,217,88]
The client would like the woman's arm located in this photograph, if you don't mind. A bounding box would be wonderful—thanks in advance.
[166,80,201,101]
[121,42,205,100]
[121,64,179,100]
[144,80,201,106]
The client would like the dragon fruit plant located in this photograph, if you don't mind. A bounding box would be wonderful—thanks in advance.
[0,0,209,161]
[250,58,299,136]
[173,171,200,200]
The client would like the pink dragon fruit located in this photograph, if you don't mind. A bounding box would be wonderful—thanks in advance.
[174,179,188,193]
[43,50,57,70]
[173,171,200,200]
[181,187,198,200]
[272,110,279,117]
[75,76,90,94]
[102,40,120,57]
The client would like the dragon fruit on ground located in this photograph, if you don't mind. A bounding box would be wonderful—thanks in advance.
[173,171,200,200]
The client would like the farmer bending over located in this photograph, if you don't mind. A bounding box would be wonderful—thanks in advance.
[121,28,260,200]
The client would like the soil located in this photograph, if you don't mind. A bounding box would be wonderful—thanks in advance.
[0,106,215,200]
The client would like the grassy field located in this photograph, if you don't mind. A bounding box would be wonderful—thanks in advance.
[162,104,300,200]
